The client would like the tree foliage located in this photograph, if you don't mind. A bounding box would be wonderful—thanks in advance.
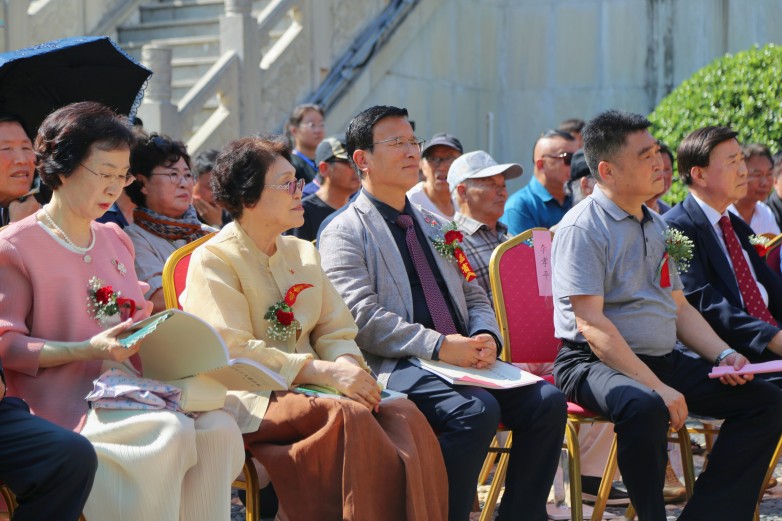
[649,44,782,203]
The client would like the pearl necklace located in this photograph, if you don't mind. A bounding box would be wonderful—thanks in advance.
[42,206,94,263]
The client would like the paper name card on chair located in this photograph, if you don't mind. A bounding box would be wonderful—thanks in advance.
[412,358,542,389]
[708,359,782,378]
[532,230,553,296]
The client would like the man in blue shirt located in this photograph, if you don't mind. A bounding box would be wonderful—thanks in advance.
[501,129,578,234]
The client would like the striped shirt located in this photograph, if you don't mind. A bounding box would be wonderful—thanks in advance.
[453,212,510,306]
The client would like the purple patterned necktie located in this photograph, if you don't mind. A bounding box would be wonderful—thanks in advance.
[396,214,458,335]
[718,216,777,326]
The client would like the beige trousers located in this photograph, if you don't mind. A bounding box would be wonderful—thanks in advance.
[80,408,244,521]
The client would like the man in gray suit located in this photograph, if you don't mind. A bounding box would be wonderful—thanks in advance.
[319,105,567,521]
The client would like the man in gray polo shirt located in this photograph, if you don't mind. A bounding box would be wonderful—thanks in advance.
[552,110,782,521]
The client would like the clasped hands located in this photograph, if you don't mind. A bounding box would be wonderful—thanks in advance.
[439,333,497,369]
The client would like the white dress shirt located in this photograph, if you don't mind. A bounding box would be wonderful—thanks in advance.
[727,201,781,236]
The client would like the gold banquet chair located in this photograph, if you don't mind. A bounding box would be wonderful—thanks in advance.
[162,233,262,521]
[482,228,695,521]
[763,232,782,276]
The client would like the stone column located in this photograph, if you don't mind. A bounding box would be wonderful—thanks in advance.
[137,44,180,138]
[220,0,261,136]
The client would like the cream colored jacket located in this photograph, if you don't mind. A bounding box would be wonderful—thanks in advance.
[182,221,367,432]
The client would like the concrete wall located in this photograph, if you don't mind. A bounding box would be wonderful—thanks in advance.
[326,0,782,190]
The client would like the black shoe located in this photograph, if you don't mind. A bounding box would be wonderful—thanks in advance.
[581,475,631,506]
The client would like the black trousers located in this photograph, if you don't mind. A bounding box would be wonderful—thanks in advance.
[0,397,97,521]
[388,359,567,521]
[555,345,782,521]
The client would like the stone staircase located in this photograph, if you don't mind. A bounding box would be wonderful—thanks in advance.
[118,0,275,106]
[109,0,391,151]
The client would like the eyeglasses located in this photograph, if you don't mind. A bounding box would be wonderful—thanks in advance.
[150,169,195,185]
[426,156,459,167]
[542,152,574,166]
[299,122,325,130]
[81,163,135,187]
[372,137,425,153]
[265,178,305,196]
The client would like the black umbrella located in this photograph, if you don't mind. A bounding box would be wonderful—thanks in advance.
[0,35,152,137]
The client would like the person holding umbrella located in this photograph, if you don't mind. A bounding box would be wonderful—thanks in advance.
[0,113,41,226]
[0,102,244,521]
[0,36,154,227]
[123,134,214,313]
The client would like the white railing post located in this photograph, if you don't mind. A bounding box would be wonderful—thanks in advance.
[137,44,180,138]
[220,0,260,137]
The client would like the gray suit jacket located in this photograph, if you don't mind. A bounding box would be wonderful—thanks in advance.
[319,190,501,384]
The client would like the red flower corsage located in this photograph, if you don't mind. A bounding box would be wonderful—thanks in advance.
[87,277,136,327]
[429,221,477,282]
[749,235,771,257]
[264,283,314,340]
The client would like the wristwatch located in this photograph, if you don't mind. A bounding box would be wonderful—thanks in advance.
[714,348,736,366]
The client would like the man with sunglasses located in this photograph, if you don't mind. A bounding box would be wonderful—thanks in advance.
[501,129,578,235]
[320,105,567,521]
[290,135,359,242]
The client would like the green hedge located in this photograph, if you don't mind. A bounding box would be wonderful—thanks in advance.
[648,44,782,204]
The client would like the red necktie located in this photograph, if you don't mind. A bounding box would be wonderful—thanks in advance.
[718,216,777,326]
[396,214,458,335]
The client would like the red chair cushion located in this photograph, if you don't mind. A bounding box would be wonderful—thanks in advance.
[567,402,601,418]
[497,239,560,365]
[172,254,191,310]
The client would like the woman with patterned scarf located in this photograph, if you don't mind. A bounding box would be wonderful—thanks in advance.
[124,134,213,312]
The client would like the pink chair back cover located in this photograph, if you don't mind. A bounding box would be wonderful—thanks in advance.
[493,232,558,365]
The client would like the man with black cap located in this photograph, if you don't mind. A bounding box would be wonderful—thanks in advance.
[565,149,596,205]
[290,135,360,242]
[449,150,521,303]
[407,132,463,218]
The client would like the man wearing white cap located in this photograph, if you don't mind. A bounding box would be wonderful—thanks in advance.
[449,151,522,303]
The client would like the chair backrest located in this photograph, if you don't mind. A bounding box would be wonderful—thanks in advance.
[161,232,215,309]
[766,234,782,276]
[489,228,558,365]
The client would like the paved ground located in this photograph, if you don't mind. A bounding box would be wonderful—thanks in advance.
[234,454,782,521]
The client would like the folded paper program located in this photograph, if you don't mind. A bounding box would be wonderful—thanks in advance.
[708,359,782,379]
[85,368,182,411]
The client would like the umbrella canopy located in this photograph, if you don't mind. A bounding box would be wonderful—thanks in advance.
[0,36,152,137]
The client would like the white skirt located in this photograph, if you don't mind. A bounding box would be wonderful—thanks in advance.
[80,408,244,521]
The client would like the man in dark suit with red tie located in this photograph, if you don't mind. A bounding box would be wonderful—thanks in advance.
[664,126,782,373]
